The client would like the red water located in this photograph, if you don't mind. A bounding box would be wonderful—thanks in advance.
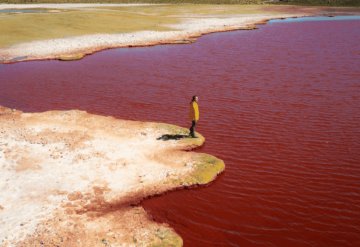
[1,19,360,247]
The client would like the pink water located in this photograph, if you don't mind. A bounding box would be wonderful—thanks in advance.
[1,18,360,247]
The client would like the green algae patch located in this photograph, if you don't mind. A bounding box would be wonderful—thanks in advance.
[185,153,225,185]
[155,122,225,186]
[148,228,183,247]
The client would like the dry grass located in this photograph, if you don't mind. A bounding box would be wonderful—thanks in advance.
[0,4,270,48]
[1,0,359,6]
[0,1,265,4]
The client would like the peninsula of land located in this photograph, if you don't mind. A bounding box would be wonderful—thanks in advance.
[0,106,224,246]
[0,4,359,63]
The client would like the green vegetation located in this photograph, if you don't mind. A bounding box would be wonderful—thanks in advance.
[149,228,183,247]
[185,153,225,185]
[158,124,225,186]
[1,0,359,6]
[171,152,225,186]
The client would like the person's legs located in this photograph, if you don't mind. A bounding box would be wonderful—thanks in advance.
[189,120,197,137]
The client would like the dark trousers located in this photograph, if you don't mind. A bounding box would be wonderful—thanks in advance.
[189,120,197,137]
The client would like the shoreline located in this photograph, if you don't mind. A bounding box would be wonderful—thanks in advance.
[1,4,359,64]
[0,3,162,9]
[0,14,313,63]
[0,106,224,246]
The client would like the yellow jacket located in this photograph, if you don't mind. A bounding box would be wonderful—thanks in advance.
[189,101,199,122]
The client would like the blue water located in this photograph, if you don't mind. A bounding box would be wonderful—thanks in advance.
[270,15,360,23]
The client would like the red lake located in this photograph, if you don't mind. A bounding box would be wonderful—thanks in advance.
[1,17,360,247]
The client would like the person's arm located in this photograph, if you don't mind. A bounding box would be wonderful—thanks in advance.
[189,103,195,121]
[194,102,199,122]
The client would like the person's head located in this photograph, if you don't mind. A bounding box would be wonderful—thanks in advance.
[192,95,199,102]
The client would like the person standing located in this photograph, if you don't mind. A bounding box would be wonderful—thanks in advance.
[189,95,199,138]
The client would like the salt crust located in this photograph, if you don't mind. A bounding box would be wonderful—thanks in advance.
[0,107,212,246]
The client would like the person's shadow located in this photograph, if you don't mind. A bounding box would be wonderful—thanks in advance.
[156,134,190,141]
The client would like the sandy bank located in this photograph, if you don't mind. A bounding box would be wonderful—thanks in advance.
[0,14,292,63]
[0,106,224,246]
[1,4,358,63]
[0,3,159,9]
